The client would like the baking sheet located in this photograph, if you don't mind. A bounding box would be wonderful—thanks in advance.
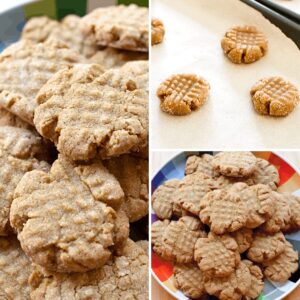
[151,0,300,150]
[271,0,300,15]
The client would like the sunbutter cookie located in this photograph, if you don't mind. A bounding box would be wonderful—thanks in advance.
[0,39,83,125]
[247,231,286,263]
[152,18,165,45]
[0,126,49,236]
[0,236,32,300]
[82,4,148,52]
[221,25,268,64]
[185,154,214,177]
[29,239,148,300]
[34,63,148,161]
[173,263,206,299]
[250,76,299,117]
[212,151,256,177]
[157,74,210,116]
[194,232,240,277]
[104,154,148,222]
[10,155,125,273]
[262,241,298,282]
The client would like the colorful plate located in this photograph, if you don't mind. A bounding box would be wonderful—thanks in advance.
[151,152,300,300]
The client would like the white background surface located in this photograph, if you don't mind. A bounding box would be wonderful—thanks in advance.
[0,0,36,13]
[151,0,300,150]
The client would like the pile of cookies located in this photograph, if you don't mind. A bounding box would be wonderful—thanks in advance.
[152,151,300,300]
[0,4,148,300]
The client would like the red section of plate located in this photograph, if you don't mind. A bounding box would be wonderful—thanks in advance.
[152,252,173,282]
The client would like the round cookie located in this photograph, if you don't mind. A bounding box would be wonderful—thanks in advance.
[221,25,268,64]
[34,63,148,160]
[185,154,214,177]
[230,228,253,254]
[29,239,148,300]
[247,231,286,263]
[283,194,300,232]
[0,108,33,130]
[151,219,170,258]
[152,18,165,45]
[173,263,206,299]
[212,151,256,177]
[157,74,210,116]
[194,232,240,277]
[0,236,32,300]
[10,155,125,273]
[250,76,299,117]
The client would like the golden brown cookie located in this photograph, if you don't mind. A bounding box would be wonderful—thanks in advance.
[152,179,181,219]
[230,228,253,254]
[173,263,206,299]
[29,239,148,300]
[221,25,268,64]
[152,18,165,45]
[250,76,299,117]
[34,63,148,160]
[185,154,214,177]
[0,108,33,130]
[157,74,210,116]
[212,151,256,177]
[104,154,148,222]
[283,194,300,232]
[136,240,148,255]
[151,219,170,258]
[10,155,124,273]
[262,240,298,282]
[0,236,32,299]
[204,260,252,300]
[194,232,240,277]
[82,4,148,52]
[0,39,83,125]
[200,188,248,234]
[247,231,286,263]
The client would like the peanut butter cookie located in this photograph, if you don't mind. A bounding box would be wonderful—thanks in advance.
[185,154,214,177]
[230,228,253,253]
[283,194,300,232]
[152,18,165,45]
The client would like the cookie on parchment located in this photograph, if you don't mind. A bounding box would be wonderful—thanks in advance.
[194,232,240,278]
[251,76,299,117]
[185,154,214,177]
[152,18,165,45]
[0,39,83,125]
[34,63,148,161]
[230,228,253,254]
[82,5,148,52]
[262,240,298,282]
[247,231,286,263]
[212,151,256,177]
[221,25,268,64]
[157,74,210,116]
[10,155,124,273]
[0,236,32,300]
[173,263,206,299]
[29,239,148,300]
[104,154,148,222]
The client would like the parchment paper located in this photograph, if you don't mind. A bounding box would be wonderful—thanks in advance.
[272,0,300,15]
[151,0,300,150]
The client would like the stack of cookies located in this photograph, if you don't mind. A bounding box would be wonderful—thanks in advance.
[152,151,300,300]
[0,4,149,300]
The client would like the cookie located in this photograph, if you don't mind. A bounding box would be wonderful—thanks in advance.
[34,63,148,160]
[200,188,248,234]
[204,260,252,300]
[0,39,83,125]
[82,4,148,52]
[283,194,300,232]
[247,231,286,262]
[175,173,219,216]
[151,219,170,257]
[250,76,299,117]
[221,25,268,64]
[243,260,264,300]
[260,192,291,234]
[0,236,32,299]
[212,151,256,177]
[29,239,148,300]
[157,74,210,116]
[185,154,214,177]
[10,155,125,272]
[152,18,165,45]
[113,209,130,253]
[262,240,298,282]
[0,126,49,236]
[0,108,33,130]
[89,47,148,69]
[194,232,240,277]
[152,179,181,219]
[173,263,205,299]
[136,240,148,255]
[104,154,148,222]
[251,158,279,190]
[230,228,253,253]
